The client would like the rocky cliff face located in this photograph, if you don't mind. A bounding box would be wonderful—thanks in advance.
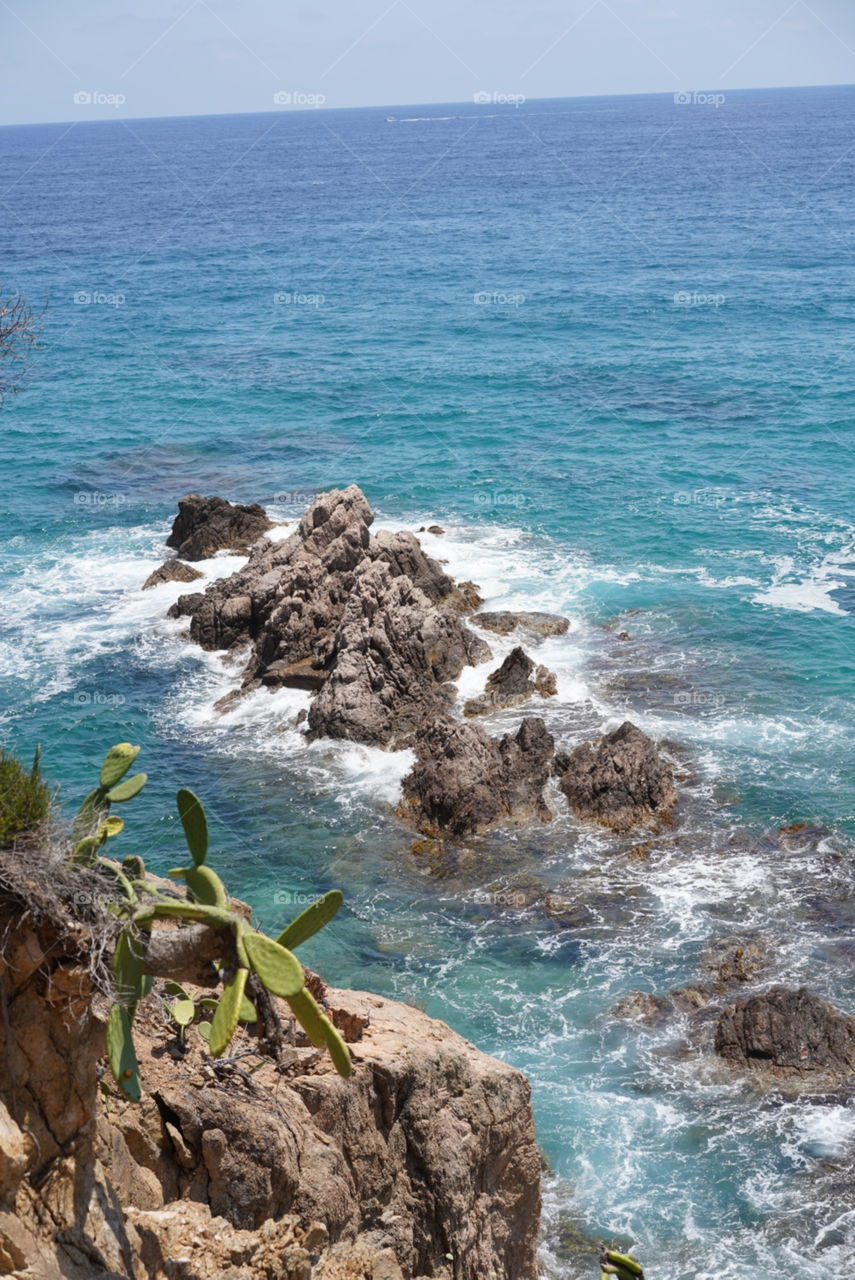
[0,901,541,1280]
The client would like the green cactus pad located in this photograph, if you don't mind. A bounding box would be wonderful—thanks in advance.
[197,1021,212,1042]
[208,968,248,1057]
[106,772,148,803]
[286,987,326,1048]
[99,815,124,839]
[99,743,140,789]
[171,998,196,1028]
[107,1002,142,1101]
[243,932,304,998]
[163,980,191,1001]
[319,1013,352,1078]
[184,864,229,910]
[177,787,208,866]
[112,927,147,1009]
[239,994,258,1023]
[276,889,344,951]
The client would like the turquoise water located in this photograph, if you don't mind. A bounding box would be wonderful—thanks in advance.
[1,86,854,1276]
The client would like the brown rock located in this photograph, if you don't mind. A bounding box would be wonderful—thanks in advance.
[557,721,676,831]
[307,561,486,748]
[399,715,554,836]
[474,611,570,638]
[715,986,855,1079]
[464,646,557,717]
[166,493,274,560]
[142,558,203,590]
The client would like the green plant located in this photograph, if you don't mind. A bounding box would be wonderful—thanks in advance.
[0,744,50,848]
[71,745,351,1100]
[599,1246,644,1280]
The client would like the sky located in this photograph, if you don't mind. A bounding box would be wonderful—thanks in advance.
[0,0,854,125]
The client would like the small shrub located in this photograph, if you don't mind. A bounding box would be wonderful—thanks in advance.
[0,746,50,848]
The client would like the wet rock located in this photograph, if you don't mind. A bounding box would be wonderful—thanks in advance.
[612,991,673,1025]
[704,936,768,984]
[307,561,483,748]
[166,493,273,560]
[399,716,555,836]
[142,559,203,590]
[557,721,676,831]
[464,646,557,717]
[260,657,327,691]
[715,986,855,1078]
[474,611,570,638]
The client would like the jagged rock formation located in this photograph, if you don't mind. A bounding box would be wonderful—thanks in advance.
[0,882,541,1280]
[715,986,855,1080]
[166,493,274,561]
[463,646,557,717]
[473,611,569,638]
[142,559,203,590]
[166,487,490,743]
[161,489,681,839]
[556,721,676,831]
[399,716,555,836]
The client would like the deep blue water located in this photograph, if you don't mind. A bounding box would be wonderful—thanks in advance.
[1,86,854,1277]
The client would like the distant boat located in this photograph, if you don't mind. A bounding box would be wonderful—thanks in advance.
[386,116,397,123]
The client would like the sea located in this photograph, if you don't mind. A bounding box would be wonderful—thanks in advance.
[1,85,854,1277]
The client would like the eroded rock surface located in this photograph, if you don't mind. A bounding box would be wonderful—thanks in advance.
[167,487,492,751]
[142,558,203,590]
[715,986,855,1080]
[0,892,541,1280]
[464,646,557,717]
[166,493,274,560]
[399,716,554,836]
[556,721,676,831]
[473,611,569,638]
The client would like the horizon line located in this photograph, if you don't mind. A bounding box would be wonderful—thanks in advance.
[1,79,853,132]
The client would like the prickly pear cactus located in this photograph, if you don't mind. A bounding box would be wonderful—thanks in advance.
[69,746,351,1098]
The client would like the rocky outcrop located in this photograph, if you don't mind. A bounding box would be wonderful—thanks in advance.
[714,986,855,1080]
[399,716,554,836]
[464,647,557,717]
[473,611,569,638]
[142,559,203,590]
[0,880,541,1280]
[166,493,274,561]
[556,721,676,831]
[167,487,491,743]
[306,562,486,748]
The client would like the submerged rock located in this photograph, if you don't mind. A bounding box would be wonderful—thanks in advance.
[166,493,274,560]
[473,610,570,638]
[715,986,855,1080]
[399,716,554,836]
[464,646,557,717]
[142,558,203,590]
[556,721,676,831]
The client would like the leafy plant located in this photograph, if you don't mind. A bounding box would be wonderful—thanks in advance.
[599,1247,645,1280]
[70,745,351,1100]
[0,744,50,848]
